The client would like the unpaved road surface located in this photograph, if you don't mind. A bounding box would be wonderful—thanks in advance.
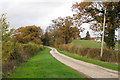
[48,47,119,79]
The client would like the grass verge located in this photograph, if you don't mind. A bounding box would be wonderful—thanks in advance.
[69,40,106,48]
[8,47,85,78]
[55,47,120,71]
[69,40,120,50]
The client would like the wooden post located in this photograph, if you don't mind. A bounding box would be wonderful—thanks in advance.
[100,8,106,59]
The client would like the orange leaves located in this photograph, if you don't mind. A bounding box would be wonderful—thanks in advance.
[110,24,113,29]
[47,16,80,45]
[106,17,111,21]
[11,26,43,44]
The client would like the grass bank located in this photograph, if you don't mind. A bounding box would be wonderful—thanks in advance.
[55,47,120,71]
[70,40,119,50]
[69,40,106,48]
[8,48,85,78]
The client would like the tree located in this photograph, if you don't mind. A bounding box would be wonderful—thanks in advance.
[0,14,14,43]
[11,26,43,44]
[72,1,120,49]
[47,16,80,45]
[0,13,14,64]
[41,32,50,46]
[85,31,90,40]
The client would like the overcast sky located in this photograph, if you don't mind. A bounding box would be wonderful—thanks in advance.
[0,0,119,39]
[0,0,81,30]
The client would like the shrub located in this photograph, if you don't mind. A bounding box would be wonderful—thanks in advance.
[102,49,119,62]
[2,42,14,64]
[78,47,90,57]
[86,48,101,60]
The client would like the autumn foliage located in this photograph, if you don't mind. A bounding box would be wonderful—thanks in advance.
[11,26,43,44]
[44,16,81,45]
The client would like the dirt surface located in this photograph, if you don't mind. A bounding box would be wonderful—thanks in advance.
[48,47,119,79]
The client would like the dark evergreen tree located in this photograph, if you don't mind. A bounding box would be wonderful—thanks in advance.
[41,32,50,46]
[85,31,90,40]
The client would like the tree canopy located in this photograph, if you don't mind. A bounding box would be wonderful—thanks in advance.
[11,26,43,44]
[72,2,120,49]
[45,16,80,45]
[0,14,14,43]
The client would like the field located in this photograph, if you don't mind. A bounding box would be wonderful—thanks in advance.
[69,40,119,50]
[8,48,85,78]
[69,40,106,48]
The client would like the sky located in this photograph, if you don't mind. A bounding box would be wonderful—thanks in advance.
[0,0,119,39]
[0,0,81,30]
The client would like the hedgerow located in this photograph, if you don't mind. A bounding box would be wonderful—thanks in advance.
[2,42,44,77]
[55,44,119,64]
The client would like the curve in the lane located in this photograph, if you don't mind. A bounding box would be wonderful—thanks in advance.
[48,47,118,79]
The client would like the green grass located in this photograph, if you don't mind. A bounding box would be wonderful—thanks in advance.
[55,47,120,71]
[8,48,85,78]
[70,40,120,50]
[115,44,120,51]
[69,40,106,48]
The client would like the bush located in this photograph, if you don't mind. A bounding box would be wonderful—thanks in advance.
[78,47,90,57]
[2,42,14,64]
[102,49,119,63]
[86,48,101,60]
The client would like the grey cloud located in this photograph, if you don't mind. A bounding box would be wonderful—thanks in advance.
[7,1,66,21]
[0,0,72,32]
[23,1,66,7]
